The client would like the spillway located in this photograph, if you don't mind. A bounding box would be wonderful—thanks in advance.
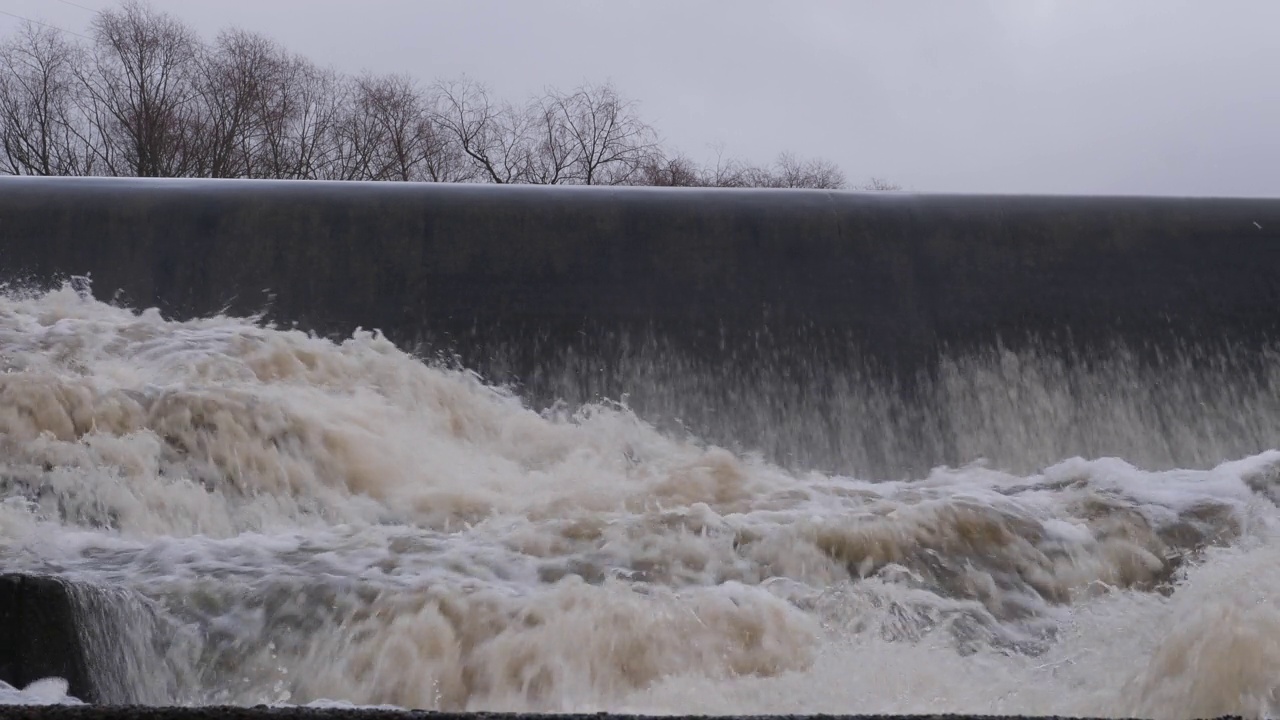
[1,177,1279,719]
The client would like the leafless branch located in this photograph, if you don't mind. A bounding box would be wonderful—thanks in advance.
[1,2,866,188]
[0,22,97,175]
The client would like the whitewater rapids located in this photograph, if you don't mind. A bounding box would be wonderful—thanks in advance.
[2,282,1280,718]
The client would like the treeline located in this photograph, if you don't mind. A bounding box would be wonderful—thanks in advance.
[0,1,892,190]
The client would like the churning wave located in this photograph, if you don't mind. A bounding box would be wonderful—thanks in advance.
[2,281,1280,718]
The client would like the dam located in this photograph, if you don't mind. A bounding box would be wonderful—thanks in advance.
[3,178,1280,367]
[1,177,1280,718]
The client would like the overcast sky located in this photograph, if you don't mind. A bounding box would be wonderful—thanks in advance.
[3,0,1279,196]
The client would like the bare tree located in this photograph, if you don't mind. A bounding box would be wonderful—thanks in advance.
[708,152,845,189]
[0,23,97,176]
[415,96,477,183]
[541,82,659,185]
[859,177,902,191]
[331,72,467,182]
[664,142,755,188]
[432,78,542,184]
[431,79,661,186]
[521,96,574,184]
[190,28,283,178]
[633,145,851,190]
[0,1,859,187]
[768,151,846,189]
[254,56,341,179]
[77,1,204,177]
[327,75,384,180]
[630,151,703,187]
[364,73,426,180]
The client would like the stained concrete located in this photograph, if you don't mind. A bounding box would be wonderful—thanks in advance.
[0,575,96,703]
[2,178,1278,379]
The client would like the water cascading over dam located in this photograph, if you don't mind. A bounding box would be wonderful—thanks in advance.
[2,176,1280,718]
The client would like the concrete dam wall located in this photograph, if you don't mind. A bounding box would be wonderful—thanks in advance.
[2,177,1279,369]
[4,179,1280,716]
[3,176,1280,477]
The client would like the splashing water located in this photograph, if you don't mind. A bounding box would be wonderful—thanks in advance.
[3,282,1280,717]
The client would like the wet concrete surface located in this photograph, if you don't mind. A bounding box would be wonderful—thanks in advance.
[0,575,95,703]
[3,177,1280,379]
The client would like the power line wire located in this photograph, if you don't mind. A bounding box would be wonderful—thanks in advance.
[0,7,91,39]
[51,0,99,14]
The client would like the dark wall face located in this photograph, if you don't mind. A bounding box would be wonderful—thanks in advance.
[0,575,95,703]
[5,177,1280,476]
[2,177,1279,377]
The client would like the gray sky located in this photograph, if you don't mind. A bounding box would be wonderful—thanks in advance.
[3,0,1280,196]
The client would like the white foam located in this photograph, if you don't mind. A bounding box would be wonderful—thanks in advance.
[0,678,83,706]
[2,282,1280,715]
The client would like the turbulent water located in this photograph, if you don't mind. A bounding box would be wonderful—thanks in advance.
[3,282,1280,717]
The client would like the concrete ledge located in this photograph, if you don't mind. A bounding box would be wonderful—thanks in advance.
[0,575,96,704]
[3,178,1280,379]
[0,573,190,707]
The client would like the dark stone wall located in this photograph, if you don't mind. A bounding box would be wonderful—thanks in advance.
[2,177,1279,379]
[0,574,95,703]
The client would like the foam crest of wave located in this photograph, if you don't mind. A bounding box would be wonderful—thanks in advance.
[3,282,1280,713]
